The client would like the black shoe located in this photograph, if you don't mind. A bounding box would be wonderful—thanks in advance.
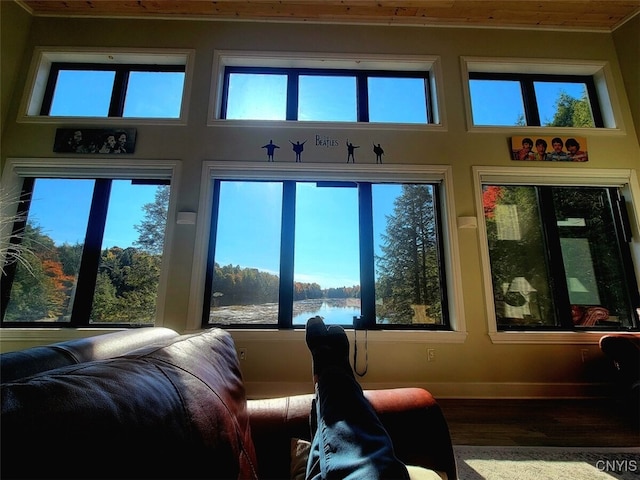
[305,316,328,353]
[305,317,352,377]
[326,325,350,364]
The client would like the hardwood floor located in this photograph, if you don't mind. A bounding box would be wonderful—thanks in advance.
[437,398,640,447]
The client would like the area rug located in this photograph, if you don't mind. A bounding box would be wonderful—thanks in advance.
[453,445,640,480]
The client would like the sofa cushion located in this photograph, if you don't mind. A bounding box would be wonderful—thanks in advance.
[249,388,457,480]
[1,328,258,479]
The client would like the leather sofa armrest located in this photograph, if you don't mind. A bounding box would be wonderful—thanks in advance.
[599,334,640,385]
[1,327,179,383]
[248,387,457,480]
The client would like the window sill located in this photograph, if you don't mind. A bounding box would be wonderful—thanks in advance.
[489,330,634,345]
[226,328,468,344]
[207,118,447,132]
[17,116,187,126]
[467,125,625,136]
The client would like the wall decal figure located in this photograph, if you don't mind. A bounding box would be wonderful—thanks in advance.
[261,139,280,162]
[373,143,384,164]
[346,139,360,163]
[290,140,306,162]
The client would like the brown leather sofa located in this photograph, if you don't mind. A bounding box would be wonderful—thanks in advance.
[1,328,457,479]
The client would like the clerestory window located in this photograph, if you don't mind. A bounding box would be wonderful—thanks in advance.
[41,63,185,118]
[462,57,622,130]
[202,178,449,329]
[468,73,603,128]
[209,48,445,126]
[221,67,432,124]
[19,48,192,123]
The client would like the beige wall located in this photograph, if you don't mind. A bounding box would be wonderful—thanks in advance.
[613,13,640,145]
[1,4,639,399]
[0,1,31,138]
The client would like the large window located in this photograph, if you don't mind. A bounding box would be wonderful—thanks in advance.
[481,183,638,331]
[1,177,171,327]
[202,178,449,329]
[221,67,432,124]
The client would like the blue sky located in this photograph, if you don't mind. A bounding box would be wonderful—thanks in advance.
[33,71,583,289]
[213,181,400,288]
[28,179,158,249]
[28,178,399,289]
[51,70,183,117]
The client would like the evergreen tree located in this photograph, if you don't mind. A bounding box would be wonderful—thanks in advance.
[376,185,442,324]
[546,91,594,127]
[514,89,593,127]
[134,185,169,255]
[90,247,161,323]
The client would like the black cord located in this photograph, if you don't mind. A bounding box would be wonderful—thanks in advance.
[353,328,368,377]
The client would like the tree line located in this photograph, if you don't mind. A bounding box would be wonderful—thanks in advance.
[211,263,360,306]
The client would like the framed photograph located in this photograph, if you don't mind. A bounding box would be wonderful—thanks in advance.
[511,135,588,162]
[54,128,136,154]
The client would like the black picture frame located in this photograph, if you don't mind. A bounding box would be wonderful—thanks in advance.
[54,128,137,154]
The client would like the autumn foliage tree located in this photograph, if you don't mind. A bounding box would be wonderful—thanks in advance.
[3,186,168,324]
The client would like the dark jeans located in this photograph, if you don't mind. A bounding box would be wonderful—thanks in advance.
[305,365,410,479]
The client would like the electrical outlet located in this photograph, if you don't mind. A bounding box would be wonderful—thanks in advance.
[427,348,435,362]
[581,348,589,363]
[239,348,247,361]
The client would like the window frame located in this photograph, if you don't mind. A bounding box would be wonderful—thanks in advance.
[17,47,195,125]
[189,162,466,341]
[201,178,448,330]
[209,50,446,130]
[220,66,433,124]
[473,166,640,344]
[468,72,604,128]
[461,57,625,133]
[0,157,180,331]
[41,62,187,118]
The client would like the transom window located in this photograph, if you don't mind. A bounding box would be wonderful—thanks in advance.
[221,66,432,124]
[41,63,185,118]
[202,178,449,329]
[469,73,604,128]
[1,177,171,327]
[19,49,192,122]
[481,184,638,331]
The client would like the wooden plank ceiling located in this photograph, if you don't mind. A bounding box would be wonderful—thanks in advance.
[16,1,640,31]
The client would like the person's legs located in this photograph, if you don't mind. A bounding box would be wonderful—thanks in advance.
[305,316,409,480]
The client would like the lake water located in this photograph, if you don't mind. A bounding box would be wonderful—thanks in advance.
[209,298,361,326]
[291,298,361,326]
